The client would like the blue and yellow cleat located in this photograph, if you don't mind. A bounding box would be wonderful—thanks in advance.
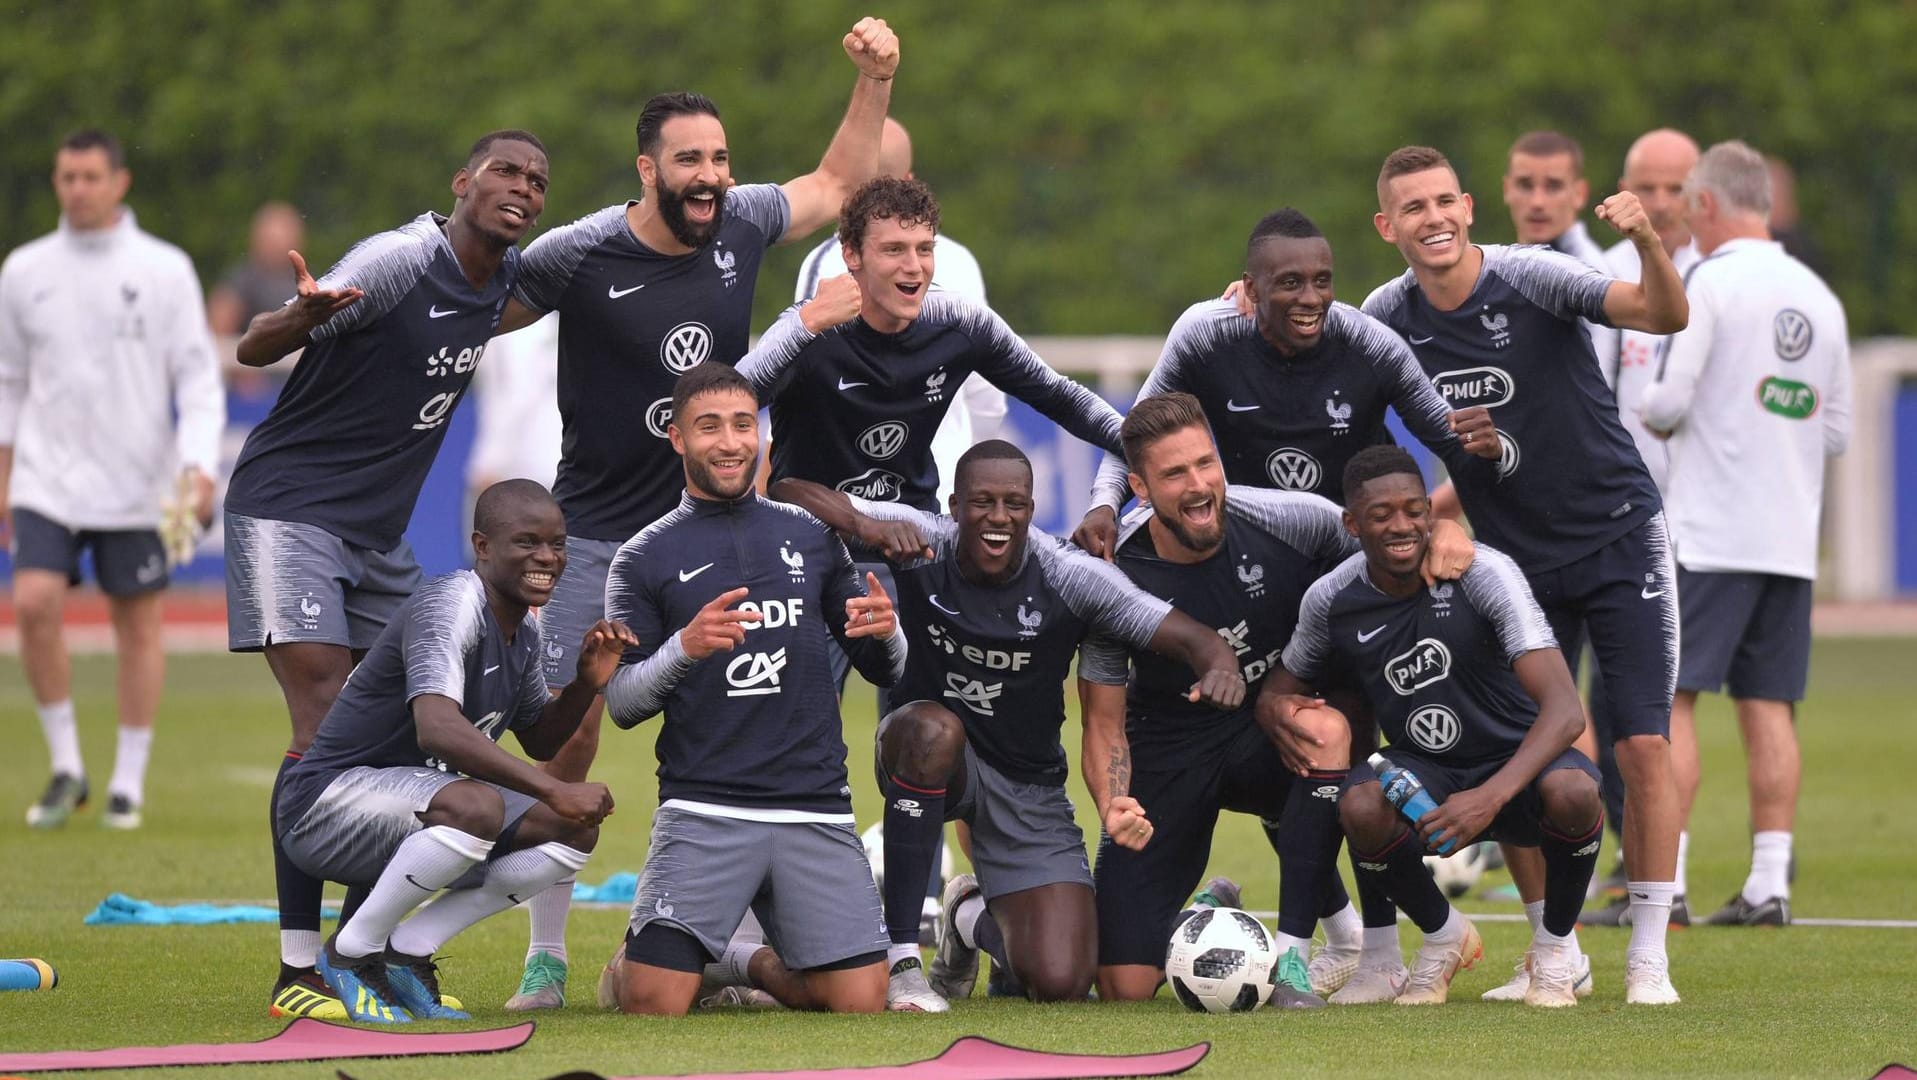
[317,937,412,1024]
[383,950,472,1020]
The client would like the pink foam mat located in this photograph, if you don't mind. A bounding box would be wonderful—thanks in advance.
[521,1037,1210,1080]
[0,1017,533,1073]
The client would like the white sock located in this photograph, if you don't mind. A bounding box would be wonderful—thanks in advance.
[953,893,987,950]
[38,700,83,777]
[334,826,491,958]
[1675,831,1690,897]
[887,942,921,967]
[281,929,322,970]
[1744,831,1792,904]
[524,880,575,965]
[1423,907,1465,947]
[733,908,766,945]
[1322,902,1363,951]
[1361,924,1401,965]
[710,939,765,988]
[1531,925,1577,963]
[1523,899,1546,933]
[108,726,153,803]
[1626,880,1675,962]
[390,842,588,958]
[1271,932,1310,960]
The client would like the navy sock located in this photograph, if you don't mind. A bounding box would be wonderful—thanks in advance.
[1540,812,1604,937]
[972,907,1010,975]
[881,774,945,946]
[1357,827,1450,934]
[925,833,945,900]
[1318,864,1351,918]
[1274,769,1347,939]
[337,884,370,927]
[272,754,324,937]
[1352,841,1400,928]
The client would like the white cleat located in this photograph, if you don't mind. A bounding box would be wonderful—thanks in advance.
[927,874,981,1002]
[1625,954,1681,1005]
[1482,950,1593,1002]
[1307,943,1361,997]
[1394,918,1482,1006]
[699,986,782,1008]
[1328,959,1409,1005]
[596,941,625,1010]
[886,956,950,1013]
[1523,950,1584,1008]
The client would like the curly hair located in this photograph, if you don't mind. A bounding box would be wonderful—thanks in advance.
[836,177,940,255]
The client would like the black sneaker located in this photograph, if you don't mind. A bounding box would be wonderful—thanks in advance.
[26,773,88,828]
[270,965,349,1020]
[1579,893,1691,928]
[1702,893,1790,926]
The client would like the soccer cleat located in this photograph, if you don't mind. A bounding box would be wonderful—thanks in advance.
[269,969,349,1020]
[1306,941,1361,996]
[383,949,471,1020]
[1268,946,1328,1009]
[1579,893,1690,928]
[1394,917,1482,1005]
[317,937,411,1024]
[26,773,88,828]
[926,873,981,1002]
[596,941,625,1010]
[102,793,142,830]
[1702,893,1791,926]
[1625,953,1681,1005]
[1328,959,1408,1005]
[1522,950,1583,1008]
[1482,950,1594,1002]
[886,956,951,1013]
[504,950,568,1011]
[1190,875,1241,911]
[698,986,781,1008]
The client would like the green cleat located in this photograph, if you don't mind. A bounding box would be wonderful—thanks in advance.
[26,773,88,829]
[505,950,569,1011]
[1269,946,1328,1009]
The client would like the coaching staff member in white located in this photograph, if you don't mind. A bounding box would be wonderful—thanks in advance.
[1640,139,1851,928]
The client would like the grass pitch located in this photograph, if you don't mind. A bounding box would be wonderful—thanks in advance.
[2,638,1914,1078]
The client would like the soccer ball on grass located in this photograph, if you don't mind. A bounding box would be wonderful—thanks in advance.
[1164,907,1278,1013]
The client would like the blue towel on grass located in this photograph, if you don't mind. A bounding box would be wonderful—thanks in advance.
[85,893,341,926]
[571,872,639,903]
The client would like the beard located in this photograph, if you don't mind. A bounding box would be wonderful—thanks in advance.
[1155,495,1225,554]
[685,449,758,502]
[654,172,727,248]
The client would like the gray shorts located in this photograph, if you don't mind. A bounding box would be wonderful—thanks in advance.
[537,535,620,684]
[628,805,888,971]
[278,765,537,886]
[10,507,167,596]
[949,744,1093,902]
[224,513,422,652]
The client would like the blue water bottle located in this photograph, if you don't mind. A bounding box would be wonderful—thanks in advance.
[1369,752,1457,855]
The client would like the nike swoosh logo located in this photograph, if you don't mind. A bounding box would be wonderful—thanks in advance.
[679,562,715,583]
[1357,624,1388,642]
[838,378,869,390]
[1641,588,1666,600]
[405,874,432,891]
[608,284,646,299]
[1409,334,1435,344]
[928,594,960,616]
[1225,400,1260,412]
[484,665,500,676]
[428,305,457,319]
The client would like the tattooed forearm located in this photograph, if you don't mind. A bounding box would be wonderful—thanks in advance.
[1106,744,1131,801]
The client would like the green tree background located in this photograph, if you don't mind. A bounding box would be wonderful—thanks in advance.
[2,0,1910,335]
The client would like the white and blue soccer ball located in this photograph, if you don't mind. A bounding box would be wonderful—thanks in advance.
[1164,907,1278,1013]
[1425,840,1500,898]
[860,822,956,890]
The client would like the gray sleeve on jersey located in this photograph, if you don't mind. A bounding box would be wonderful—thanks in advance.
[512,623,552,729]
[725,184,795,247]
[847,496,958,561]
[1489,245,1616,327]
[402,576,487,707]
[1038,536,1173,651]
[1337,304,1470,466]
[510,205,624,315]
[1280,561,1356,684]
[1076,632,1134,687]
[795,235,838,302]
[1458,545,1559,664]
[1360,274,1414,327]
[1090,300,1234,513]
[309,219,439,341]
[602,529,696,728]
[938,296,1124,456]
[736,305,818,403]
[1223,485,1359,563]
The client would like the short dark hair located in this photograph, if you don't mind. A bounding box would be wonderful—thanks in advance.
[466,129,546,170]
[1121,393,1212,474]
[670,363,756,426]
[60,129,124,170]
[1247,208,1323,256]
[1377,145,1455,207]
[836,177,940,254]
[636,92,721,157]
[954,439,1032,493]
[1509,130,1585,175]
[1342,445,1425,505]
[473,478,558,537]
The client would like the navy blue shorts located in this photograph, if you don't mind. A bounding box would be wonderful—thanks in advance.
[1348,746,1599,847]
[10,507,167,596]
[1676,569,1812,702]
[1526,513,1678,740]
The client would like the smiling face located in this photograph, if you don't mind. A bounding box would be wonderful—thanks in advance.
[949,457,1034,585]
[1129,423,1228,557]
[642,113,731,248]
[474,496,568,609]
[845,215,936,333]
[1376,166,1475,274]
[1347,470,1432,588]
[671,387,760,501]
[453,139,548,246]
[1503,151,1587,245]
[1245,234,1335,355]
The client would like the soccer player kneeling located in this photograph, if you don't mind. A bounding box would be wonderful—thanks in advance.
[1267,447,1603,1007]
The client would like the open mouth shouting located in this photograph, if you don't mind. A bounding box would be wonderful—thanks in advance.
[978,527,1013,559]
[684,187,720,225]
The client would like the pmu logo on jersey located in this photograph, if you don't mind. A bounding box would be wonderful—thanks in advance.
[725,647,788,697]
[1428,581,1454,615]
[1386,638,1452,695]
[858,421,909,460]
[1432,366,1514,408]
[424,344,484,378]
[1325,393,1352,433]
[661,322,713,373]
[1757,376,1819,420]
[1237,560,1266,598]
[924,368,948,402]
[645,397,674,439]
[779,543,806,582]
[1265,447,1322,491]
[1773,309,1813,361]
[1016,603,1042,638]
[836,468,905,501]
[713,246,738,287]
[943,671,1004,715]
[1479,309,1511,349]
[1406,703,1461,752]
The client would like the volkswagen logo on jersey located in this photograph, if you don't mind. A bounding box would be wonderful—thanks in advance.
[661,322,713,373]
[943,671,1004,715]
[1406,703,1462,753]
[836,467,905,501]
[1265,448,1322,491]
[645,397,674,439]
[1479,309,1511,348]
[1773,309,1813,361]
[1386,638,1453,695]
[1495,430,1521,479]
[725,647,788,697]
[857,421,909,460]
[1431,366,1515,408]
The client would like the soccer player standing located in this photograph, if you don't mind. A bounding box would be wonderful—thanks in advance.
[224,130,549,1018]
[1640,140,1851,928]
[1364,145,1689,1004]
[2,129,223,831]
